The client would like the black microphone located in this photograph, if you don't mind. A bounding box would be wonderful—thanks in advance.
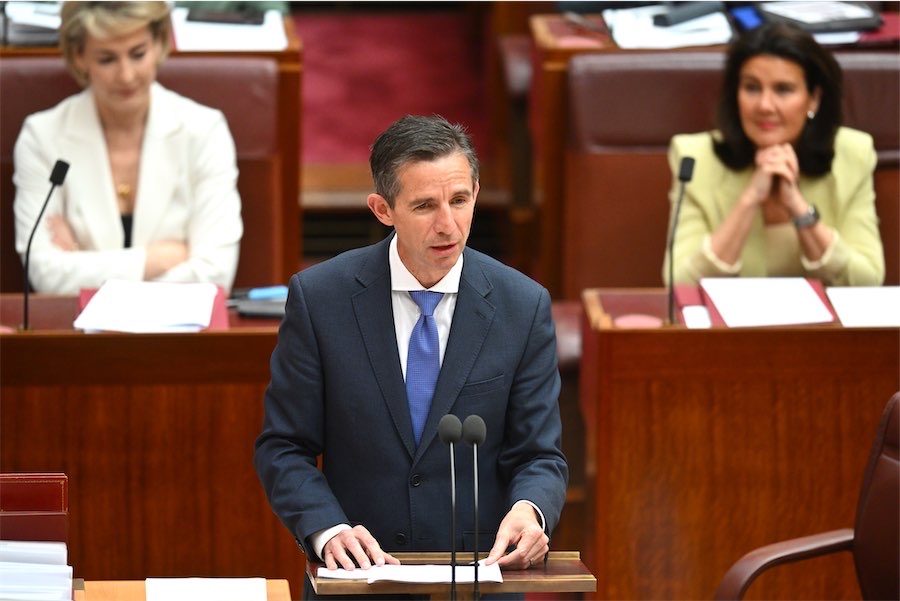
[23,160,70,330]
[462,414,486,600]
[666,156,695,326]
[438,414,462,601]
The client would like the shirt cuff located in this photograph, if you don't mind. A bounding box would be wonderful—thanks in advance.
[513,499,546,532]
[701,234,742,274]
[312,523,352,561]
[800,228,839,271]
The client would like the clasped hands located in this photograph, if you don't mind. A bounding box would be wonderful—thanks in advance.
[321,503,548,572]
[746,143,808,217]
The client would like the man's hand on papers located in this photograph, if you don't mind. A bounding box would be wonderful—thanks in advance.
[484,503,548,570]
[322,525,401,571]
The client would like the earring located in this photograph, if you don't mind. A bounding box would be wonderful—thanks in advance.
[807,110,816,120]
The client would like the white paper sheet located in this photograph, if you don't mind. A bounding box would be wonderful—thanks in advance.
[700,277,834,327]
[170,7,288,51]
[0,561,72,601]
[146,577,266,601]
[73,279,217,333]
[602,4,733,49]
[681,305,712,329]
[317,560,503,584]
[0,540,67,565]
[826,286,900,327]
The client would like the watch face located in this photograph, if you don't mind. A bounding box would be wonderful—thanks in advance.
[794,205,819,229]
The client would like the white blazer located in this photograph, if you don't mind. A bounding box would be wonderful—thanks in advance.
[13,82,243,294]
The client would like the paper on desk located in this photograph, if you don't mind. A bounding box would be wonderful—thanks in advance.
[602,4,733,49]
[317,560,503,584]
[700,277,834,327]
[0,540,67,565]
[73,279,217,333]
[146,577,266,601]
[826,286,900,327]
[170,7,287,51]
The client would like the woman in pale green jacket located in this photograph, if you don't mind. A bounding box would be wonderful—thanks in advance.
[664,22,884,287]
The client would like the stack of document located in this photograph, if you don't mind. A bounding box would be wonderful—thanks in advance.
[317,560,503,584]
[2,2,61,46]
[700,277,835,327]
[73,279,218,333]
[169,7,287,51]
[145,578,266,601]
[601,4,733,49]
[0,540,72,601]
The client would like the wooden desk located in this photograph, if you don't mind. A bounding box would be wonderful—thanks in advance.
[579,288,900,600]
[74,578,291,601]
[0,296,311,594]
[307,551,595,599]
[0,17,302,284]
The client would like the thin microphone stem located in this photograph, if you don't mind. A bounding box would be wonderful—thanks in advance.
[667,157,694,326]
[472,442,479,600]
[23,183,58,330]
[449,441,457,601]
[666,184,685,325]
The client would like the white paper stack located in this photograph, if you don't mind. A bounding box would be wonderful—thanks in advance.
[170,7,287,51]
[145,577,267,601]
[3,2,61,46]
[73,279,218,333]
[0,541,72,601]
[601,4,733,49]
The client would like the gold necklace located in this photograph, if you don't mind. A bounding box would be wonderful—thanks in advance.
[116,183,133,201]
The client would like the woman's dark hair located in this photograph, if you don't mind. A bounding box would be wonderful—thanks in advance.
[714,22,843,175]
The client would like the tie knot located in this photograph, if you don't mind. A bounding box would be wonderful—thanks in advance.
[409,290,443,317]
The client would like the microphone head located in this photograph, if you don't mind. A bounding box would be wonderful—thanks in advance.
[678,157,695,183]
[438,414,462,444]
[462,415,486,446]
[50,160,70,186]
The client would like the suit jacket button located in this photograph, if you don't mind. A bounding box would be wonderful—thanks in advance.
[394,533,407,545]
[409,474,422,487]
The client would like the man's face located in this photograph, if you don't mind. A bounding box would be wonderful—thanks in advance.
[367,152,478,288]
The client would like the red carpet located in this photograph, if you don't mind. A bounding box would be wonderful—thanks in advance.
[292,11,489,164]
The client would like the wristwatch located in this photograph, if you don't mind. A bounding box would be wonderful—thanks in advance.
[793,204,820,229]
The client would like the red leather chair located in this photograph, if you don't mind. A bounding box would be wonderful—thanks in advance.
[714,392,900,600]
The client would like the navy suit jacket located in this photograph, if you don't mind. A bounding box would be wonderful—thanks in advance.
[254,235,568,557]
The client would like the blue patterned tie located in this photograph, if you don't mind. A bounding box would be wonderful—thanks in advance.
[407,291,444,446]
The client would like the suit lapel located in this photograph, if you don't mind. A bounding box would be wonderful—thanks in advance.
[415,250,495,457]
[132,83,178,245]
[60,90,123,247]
[352,237,418,459]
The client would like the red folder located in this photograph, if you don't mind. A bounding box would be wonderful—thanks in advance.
[674,278,838,327]
[77,285,230,331]
[0,473,68,543]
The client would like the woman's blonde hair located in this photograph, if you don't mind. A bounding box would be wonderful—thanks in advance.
[60,1,172,86]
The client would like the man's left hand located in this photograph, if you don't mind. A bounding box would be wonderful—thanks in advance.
[483,503,548,569]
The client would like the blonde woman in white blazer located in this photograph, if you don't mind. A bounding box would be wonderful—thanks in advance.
[13,1,242,294]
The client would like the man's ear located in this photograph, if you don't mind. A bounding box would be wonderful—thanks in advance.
[367,193,394,227]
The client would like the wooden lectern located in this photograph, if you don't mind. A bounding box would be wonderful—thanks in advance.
[306,551,595,600]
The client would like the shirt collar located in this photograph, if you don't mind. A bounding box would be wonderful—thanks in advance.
[389,235,462,293]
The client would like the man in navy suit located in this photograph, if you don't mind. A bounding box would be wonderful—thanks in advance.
[254,115,568,596]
